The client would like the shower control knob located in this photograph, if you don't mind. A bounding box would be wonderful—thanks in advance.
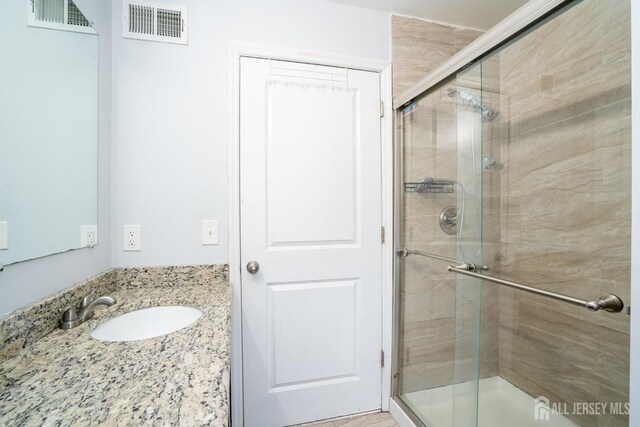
[246,261,260,274]
[439,206,459,235]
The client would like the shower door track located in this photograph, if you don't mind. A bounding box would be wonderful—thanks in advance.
[448,265,626,314]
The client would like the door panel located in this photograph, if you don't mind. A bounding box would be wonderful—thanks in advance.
[267,84,357,247]
[269,279,358,388]
[240,57,382,427]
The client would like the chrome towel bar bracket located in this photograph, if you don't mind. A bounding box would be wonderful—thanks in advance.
[448,265,625,314]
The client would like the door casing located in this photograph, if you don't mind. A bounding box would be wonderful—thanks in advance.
[228,42,393,427]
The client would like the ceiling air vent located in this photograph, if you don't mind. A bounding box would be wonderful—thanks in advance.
[27,0,96,34]
[122,0,187,45]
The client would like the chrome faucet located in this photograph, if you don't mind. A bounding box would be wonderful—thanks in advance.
[60,293,116,329]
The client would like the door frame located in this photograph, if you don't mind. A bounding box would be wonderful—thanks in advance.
[228,42,393,427]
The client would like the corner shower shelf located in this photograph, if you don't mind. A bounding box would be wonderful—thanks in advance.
[404,179,455,193]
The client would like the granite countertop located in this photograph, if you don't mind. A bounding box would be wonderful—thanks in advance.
[0,280,231,426]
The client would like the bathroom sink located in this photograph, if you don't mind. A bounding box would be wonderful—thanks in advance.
[91,306,202,342]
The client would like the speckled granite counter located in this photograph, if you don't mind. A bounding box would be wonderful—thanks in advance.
[0,267,231,426]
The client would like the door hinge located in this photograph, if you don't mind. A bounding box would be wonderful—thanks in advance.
[380,100,385,118]
[381,226,385,244]
[381,350,385,368]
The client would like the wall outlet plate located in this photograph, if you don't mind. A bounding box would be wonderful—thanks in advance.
[123,225,141,251]
[202,220,219,245]
[0,222,8,250]
[81,225,98,248]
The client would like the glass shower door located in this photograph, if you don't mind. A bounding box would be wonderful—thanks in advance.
[451,64,486,427]
[395,1,630,426]
[472,0,631,426]
[395,71,485,427]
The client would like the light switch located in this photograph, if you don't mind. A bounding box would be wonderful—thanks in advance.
[0,222,7,250]
[202,220,218,245]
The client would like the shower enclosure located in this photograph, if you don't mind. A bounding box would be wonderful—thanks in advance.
[393,0,631,426]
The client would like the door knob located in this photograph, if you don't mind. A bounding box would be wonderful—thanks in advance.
[246,261,260,274]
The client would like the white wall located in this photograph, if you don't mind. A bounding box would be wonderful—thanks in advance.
[110,0,391,267]
[630,0,639,423]
[0,0,112,317]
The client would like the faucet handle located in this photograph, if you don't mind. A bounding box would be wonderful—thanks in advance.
[80,293,95,309]
[60,305,81,329]
[61,306,78,322]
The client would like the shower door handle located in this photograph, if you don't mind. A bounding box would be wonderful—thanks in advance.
[448,265,625,313]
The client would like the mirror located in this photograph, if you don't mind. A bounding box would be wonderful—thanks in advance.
[0,0,99,267]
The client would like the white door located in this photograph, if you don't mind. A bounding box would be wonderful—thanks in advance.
[240,57,383,427]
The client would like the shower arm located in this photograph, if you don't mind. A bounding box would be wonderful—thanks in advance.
[448,264,625,314]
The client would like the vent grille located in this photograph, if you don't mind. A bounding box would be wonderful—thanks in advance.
[123,0,187,45]
[67,0,90,27]
[157,8,182,38]
[34,0,64,23]
[28,0,95,33]
[129,4,154,35]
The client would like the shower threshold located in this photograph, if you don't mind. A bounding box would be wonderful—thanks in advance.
[400,376,578,427]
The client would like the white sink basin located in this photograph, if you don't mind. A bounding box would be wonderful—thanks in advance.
[91,306,202,342]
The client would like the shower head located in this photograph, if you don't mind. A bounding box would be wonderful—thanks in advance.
[481,108,499,123]
[447,88,499,123]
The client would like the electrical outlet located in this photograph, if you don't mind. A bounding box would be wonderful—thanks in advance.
[123,225,141,251]
[0,222,8,250]
[202,220,218,245]
[81,225,98,248]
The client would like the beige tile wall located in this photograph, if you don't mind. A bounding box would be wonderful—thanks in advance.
[494,1,631,425]
[392,15,482,96]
